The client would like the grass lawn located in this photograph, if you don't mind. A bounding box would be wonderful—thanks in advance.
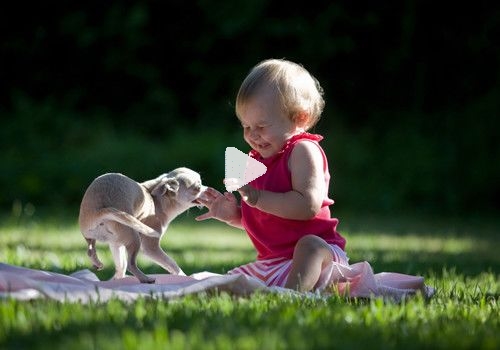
[0,210,498,349]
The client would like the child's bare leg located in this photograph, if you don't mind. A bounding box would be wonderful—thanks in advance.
[285,235,333,292]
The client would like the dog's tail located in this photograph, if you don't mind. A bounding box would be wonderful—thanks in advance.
[98,207,162,238]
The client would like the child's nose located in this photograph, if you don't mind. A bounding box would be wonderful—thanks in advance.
[249,129,260,140]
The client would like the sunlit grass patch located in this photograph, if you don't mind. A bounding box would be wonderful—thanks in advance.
[0,213,498,349]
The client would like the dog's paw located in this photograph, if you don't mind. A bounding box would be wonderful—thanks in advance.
[93,262,104,271]
[142,276,156,284]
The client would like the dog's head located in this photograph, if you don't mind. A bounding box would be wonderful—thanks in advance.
[147,167,206,208]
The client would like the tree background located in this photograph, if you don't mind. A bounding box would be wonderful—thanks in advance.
[1,0,499,218]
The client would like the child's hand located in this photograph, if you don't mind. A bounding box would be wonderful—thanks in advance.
[195,186,241,225]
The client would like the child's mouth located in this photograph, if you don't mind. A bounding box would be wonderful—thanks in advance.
[255,143,270,151]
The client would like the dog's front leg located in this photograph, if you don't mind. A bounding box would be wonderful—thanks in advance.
[141,236,186,276]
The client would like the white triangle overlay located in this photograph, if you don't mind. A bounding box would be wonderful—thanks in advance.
[224,147,267,192]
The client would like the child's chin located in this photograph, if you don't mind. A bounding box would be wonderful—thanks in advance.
[255,145,272,156]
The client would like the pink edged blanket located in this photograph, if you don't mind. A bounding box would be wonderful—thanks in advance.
[0,262,434,303]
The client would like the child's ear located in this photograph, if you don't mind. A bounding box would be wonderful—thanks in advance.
[293,111,309,128]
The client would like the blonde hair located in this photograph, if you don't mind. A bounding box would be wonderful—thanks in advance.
[236,58,325,130]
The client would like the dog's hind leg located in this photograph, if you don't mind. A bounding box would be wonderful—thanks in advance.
[141,236,186,276]
[86,238,104,270]
[109,243,127,279]
[126,241,156,284]
[114,225,156,283]
[104,221,155,283]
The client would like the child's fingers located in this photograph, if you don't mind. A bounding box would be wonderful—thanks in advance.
[204,187,223,198]
[196,187,224,207]
[224,191,238,203]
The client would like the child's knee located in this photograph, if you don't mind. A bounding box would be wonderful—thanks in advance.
[295,235,331,256]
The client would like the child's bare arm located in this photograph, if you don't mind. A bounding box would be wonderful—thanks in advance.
[239,141,326,220]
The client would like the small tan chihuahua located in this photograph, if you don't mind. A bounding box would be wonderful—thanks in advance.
[79,167,207,283]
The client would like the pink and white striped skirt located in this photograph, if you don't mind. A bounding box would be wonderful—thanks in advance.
[228,243,349,289]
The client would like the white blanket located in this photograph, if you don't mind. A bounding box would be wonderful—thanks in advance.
[0,262,434,303]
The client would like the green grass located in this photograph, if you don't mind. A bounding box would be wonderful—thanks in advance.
[0,211,499,349]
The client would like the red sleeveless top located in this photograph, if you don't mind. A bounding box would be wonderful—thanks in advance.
[241,133,346,260]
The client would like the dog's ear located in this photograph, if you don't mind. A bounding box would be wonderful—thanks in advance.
[151,177,179,197]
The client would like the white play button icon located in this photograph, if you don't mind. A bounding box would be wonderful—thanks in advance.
[224,147,267,192]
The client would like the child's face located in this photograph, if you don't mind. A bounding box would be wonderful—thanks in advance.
[238,86,301,158]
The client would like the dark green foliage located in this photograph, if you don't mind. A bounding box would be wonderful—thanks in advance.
[0,2,499,215]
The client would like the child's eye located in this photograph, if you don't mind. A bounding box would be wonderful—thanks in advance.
[241,124,266,131]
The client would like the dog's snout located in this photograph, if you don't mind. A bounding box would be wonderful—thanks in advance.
[190,180,203,193]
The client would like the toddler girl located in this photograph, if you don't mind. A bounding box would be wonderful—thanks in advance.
[196,58,348,292]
